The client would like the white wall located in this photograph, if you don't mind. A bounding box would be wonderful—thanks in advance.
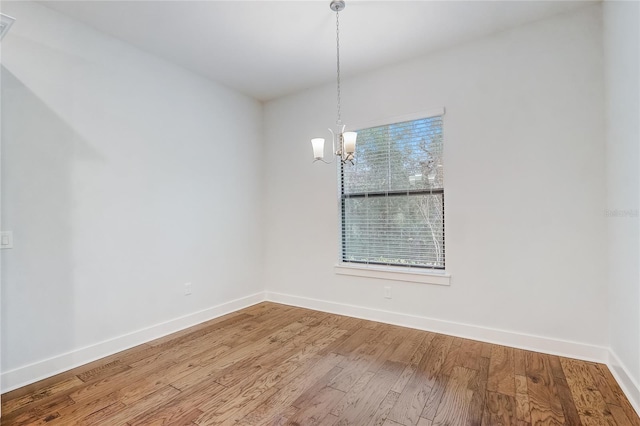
[604,0,640,404]
[264,5,608,351]
[1,1,263,386]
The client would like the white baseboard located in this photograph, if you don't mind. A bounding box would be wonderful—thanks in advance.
[1,292,265,394]
[265,291,609,363]
[607,350,640,418]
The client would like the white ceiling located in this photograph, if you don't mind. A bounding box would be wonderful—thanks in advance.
[40,0,593,101]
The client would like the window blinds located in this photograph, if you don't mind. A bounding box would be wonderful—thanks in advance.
[340,115,444,269]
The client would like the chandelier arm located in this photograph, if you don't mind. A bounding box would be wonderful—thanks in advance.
[341,156,354,165]
[313,158,334,164]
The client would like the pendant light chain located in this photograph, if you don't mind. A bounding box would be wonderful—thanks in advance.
[335,10,342,126]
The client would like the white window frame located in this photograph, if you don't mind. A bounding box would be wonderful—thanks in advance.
[335,108,450,286]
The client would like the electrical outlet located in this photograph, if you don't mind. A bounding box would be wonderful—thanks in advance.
[184,282,192,296]
[1,231,13,249]
[384,286,392,299]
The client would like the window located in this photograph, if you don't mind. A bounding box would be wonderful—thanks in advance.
[340,112,444,271]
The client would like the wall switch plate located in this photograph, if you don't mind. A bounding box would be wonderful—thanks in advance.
[384,286,392,299]
[1,231,13,249]
[184,282,192,296]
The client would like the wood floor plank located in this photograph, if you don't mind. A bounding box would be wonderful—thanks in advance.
[386,334,453,426]
[1,394,77,426]
[146,312,252,349]
[424,340,466,415]
[417,418,433,426]
[3,302,639,426]
[330,329,391,393]
[126,381,225,425]
[466,356,490,426]
[195,384,282,426]
[332,360,404,425]
[515,374,532,425]
[320,413,341,426]
[593,363,640,426]
[387,330,429,365]
[431,366,475,426]
[421,337,464,421]
[10,412,63,426]
[391,364,418,396]
[457,339,485,371]
[293,365,344,410]
[129,326,234,370]
[84,385,181,426]
[212,323,312,387]
[1,341,155,405]
[526,351,565,425]
[331,371,376,417]
[169,319,330,392]
[44,390,122,425]
[195,330,348,425]
[554,375,583,426]
[287,385,345,425]
[374,325,405,346]
[365,390,401,426]
[481,391,517,426]
[332,327,377,357]
[479,343,493,360]
[587,363,620,406]
[391,334,433,394]
[1,376,84,415]
[68,357,179,404]
[487,345,516,396]
[237,354,345,425]
[609,403,635,426]
[1,371,83,403]
[420,374,449,421]
[132,406,203,426]
[316,319,365,356]
[514,349,527,376]
[438,337,463,378]
[78,401,126,425]
[560,358,617,426]
[547,355,566,380]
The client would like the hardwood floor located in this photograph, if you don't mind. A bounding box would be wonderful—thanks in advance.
[2,302,639,425]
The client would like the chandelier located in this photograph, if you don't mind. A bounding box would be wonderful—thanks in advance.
[311,0,357,165]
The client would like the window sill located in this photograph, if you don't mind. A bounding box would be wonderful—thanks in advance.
[334,263,451,286]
